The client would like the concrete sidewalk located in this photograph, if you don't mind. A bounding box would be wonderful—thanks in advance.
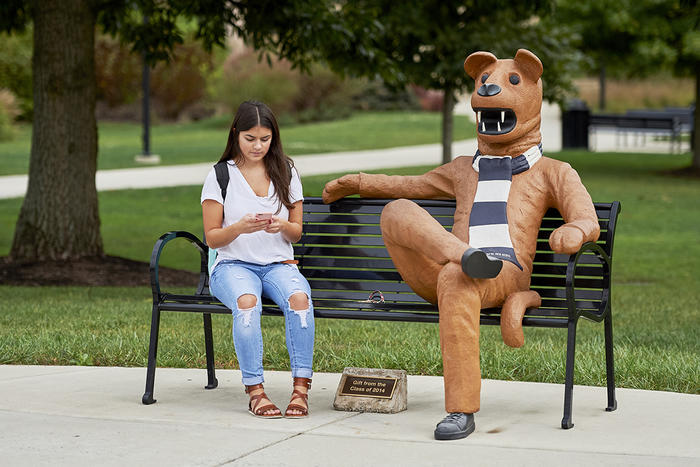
[0,139,479,199]
[1,365,698,466]
[1,101,688,200]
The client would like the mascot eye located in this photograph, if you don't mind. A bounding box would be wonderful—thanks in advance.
[509,74,520,85]
[481,73,489,84]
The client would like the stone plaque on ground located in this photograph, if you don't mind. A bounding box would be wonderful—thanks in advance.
[333,367,407,413]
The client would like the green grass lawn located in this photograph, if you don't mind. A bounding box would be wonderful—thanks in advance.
[0,112,476,176]
[1,151,698,394]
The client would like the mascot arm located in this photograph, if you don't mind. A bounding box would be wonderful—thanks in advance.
[549,164,600,254]
[322,163,455,203]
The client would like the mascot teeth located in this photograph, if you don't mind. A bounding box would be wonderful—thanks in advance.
[475,108,516,135]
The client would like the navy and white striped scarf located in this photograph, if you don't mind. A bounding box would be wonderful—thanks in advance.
[468,144,543,270]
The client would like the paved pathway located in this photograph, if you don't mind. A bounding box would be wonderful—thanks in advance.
[1,365,698,466]
[0,103,553,199]
[1,103,687,200]
[0,139,480,199]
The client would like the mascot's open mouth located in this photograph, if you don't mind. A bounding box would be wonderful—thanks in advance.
[475,108,516,135]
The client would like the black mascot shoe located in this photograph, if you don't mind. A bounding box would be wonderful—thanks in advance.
[434,412,475,440]
[461,248,502,279]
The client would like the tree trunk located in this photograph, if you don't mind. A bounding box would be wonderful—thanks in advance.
[10,0,102,261]
[692,68,699,170]
[441,88,455,165]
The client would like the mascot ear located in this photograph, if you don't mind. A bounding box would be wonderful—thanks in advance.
[464,51,498,79]
[514,49,543,82]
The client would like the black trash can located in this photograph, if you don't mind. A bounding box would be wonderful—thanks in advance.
[562,99,590,150]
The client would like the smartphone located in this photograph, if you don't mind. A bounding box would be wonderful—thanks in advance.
[255,212,273,221]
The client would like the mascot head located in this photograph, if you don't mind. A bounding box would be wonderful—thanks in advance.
[464,49,543,156]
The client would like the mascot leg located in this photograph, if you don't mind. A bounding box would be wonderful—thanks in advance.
[381,198,467,261]
[380,199,469,303]
[500,290,541,348]
[436,262,482,414]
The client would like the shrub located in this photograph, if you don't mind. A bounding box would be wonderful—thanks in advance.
[151,42,214,120]
[0,89,20,141]
[95,34,214,121]
[575,75,695,113]
[410,85,444,112]
[353,79,422,111]
[209,50,300,117]
[95,35,141,108]
[290,65,365,123]
[0,30,33,120]
[209,50,369,124]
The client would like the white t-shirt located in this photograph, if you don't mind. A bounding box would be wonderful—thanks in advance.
[200,161,304,268]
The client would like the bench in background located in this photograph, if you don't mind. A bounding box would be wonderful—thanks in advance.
[589,106,693,153]
[143,197,622,429]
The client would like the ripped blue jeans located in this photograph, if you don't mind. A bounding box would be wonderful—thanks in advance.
[209,260,314,386]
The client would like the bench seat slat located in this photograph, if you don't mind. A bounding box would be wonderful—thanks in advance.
[309,289,422,301]
[159,293,602,316]
[312,300,437,312]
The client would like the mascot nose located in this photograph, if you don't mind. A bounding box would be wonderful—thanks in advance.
[477,83,501,97]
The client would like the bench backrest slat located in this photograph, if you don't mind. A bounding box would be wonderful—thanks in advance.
[296,198,620,319]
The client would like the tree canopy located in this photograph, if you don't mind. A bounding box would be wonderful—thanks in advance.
[10,0,678,262]
[556,0,700,168]
[280,1,584,163]
[0,1,406,261]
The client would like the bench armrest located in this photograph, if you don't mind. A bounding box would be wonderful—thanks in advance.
[150,231,209,301]
[565,241,611,322]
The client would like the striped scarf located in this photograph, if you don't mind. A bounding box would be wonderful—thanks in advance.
[468,144,543,270]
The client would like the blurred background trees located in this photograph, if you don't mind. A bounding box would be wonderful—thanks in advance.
[0,0,697,262]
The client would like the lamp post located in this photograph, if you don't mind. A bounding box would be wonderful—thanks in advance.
[134,14,160,164]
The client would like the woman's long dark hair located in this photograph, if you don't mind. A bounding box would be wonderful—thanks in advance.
[218,100,295,213]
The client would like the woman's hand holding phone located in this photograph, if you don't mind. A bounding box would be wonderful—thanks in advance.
[238,213,271,234]
[264,215,283,234]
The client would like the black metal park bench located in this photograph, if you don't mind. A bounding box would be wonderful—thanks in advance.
[589,112,686,153]
[143,197,622,429]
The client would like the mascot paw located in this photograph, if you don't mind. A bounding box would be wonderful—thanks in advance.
[501,291,541,348]
[461,248,502,279]
[549,225,585,255]
[322,174,361,204]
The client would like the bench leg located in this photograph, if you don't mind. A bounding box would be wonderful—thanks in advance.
[604,312,617,412]
[203,313,218,390]
[142,304,161,405]
[561,319,577,429]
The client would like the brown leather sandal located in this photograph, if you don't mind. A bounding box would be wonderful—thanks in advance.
[285,377,311,418]
[245,384,282,418]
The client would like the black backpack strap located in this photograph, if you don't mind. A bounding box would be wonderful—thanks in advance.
[214,161,229,201]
